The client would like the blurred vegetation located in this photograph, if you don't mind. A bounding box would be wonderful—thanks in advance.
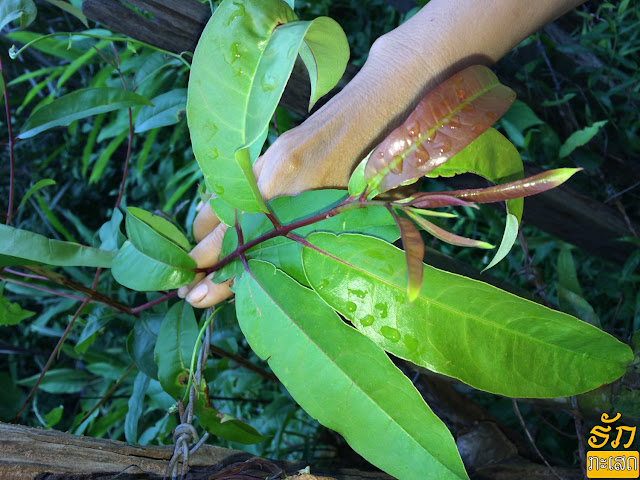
[0,0,638,472]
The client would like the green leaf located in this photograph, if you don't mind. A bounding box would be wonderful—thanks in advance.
[126,207,191,252]
[209,195,236,227]
[365,65,515,193]
[0,0,36,32]
[134,89,187,133]
[111,241,195,291]
[43,0,88,27]
[44,406,64,428]
[406,209,493,249]
[57,40,108,89]
[74,309,111,354]
[125,372,150,444]
[18,369,92,394]
[128,314,163,380]
[88,130,127,184]
[302,233,633,398]
[17,178,56,211]
[298,17,349,110]
[236,260,468,480]
[559,120,608,158]
[234,147,269,213]
[483,213,518,272]
[193,382,268,444]
[0,224,115,268]
[153,302,198,399]
[98,208,125,252]
[428,128,523,268]
[18,87,152,139]
[188,0,297,212]
[0,287,35,326]
[347,153,380,198]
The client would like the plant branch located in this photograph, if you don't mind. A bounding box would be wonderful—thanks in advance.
[0,56,15,226]
[209,345,279,383]
[130,291,178,314]
[0,274,86,302]
[23,265,135,316]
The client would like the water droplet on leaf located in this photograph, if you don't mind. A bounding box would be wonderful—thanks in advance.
[317,279,330,290]
[461,103,475,113]
[390,155,403,175]
[225,2,246,25]
[485,111,499,121]
[212,184,225,195]
[374,302,388,318]
[413,145,430,166]
[404,335,419,352]
[261,73,277,92]
[349,289,367,299]
[456,89,467,101]
[380,326,400,342]
[346,301,357,313]
[360,315,374,327]
[210,148,219,160]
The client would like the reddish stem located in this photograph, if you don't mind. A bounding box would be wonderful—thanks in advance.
[0,274,85,302]
[3,268,50,281]
[131,290,178,314]
[115,107,133,209]
[0,56,15,226]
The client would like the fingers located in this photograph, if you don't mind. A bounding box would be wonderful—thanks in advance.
[193,199,221,243]
[185,274,233,308]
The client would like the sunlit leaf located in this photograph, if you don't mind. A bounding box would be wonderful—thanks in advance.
[126,207,191,252]
[559,120,608,158]
[236,260,468,479]
[0,224,115,268]
[302,233,633,398]
[0,0,36,32]
[153,302,198,399]
[365,65,515,193]
[18,87,152,139]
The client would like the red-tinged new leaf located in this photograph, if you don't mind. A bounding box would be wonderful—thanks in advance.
[406,210,494,250]
[419,168,581,205]
[407,194,477,209]
[365,65,515,193]
[390,210,424,302]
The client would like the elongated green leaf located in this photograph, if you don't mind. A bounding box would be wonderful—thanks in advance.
[43,0,88,27]
[237,260,468,480]
[18,87,152,139]
[135,89,187,133]
[153,302,198,399]
[365,66,515,193]
[0,0,36,31]
[125,372,150,444]
[57,40,108,89]
[302,233,633,398]
[88,131,127,184]
[559,120,608,158]
[18,369,92,394]
[483,213,518,272]
[298,17,349,110]
[128,314,162,380]
[126,207,191,252]
[0,224,114,268]
[18,178,56,210]
[112,241,195,291]
[193,382,267,444]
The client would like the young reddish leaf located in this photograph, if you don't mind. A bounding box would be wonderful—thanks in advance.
[365,65,515,193]
[406,194,477,210]
[389,210,424,302]
[417,168,581,206]
[406,210,494,250]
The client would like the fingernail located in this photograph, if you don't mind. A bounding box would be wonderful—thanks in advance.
[177,286,188,298]
[187,283,208,303]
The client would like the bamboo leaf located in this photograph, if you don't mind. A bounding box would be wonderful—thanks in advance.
[365,66,515,193]
[18,178,56,211]
[18,87,152,139]
[236,260,468,480]
[302,233,633,398]
[0,224,115,268]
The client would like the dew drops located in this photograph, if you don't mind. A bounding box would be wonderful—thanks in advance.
[432,140,452,154]
[404,335,419,352]
[317,279,330,290]
[456,89,467,101]
[380,326,401,343]
[461,104,475,113]
[261,73,277,92]
[349,289,367,299]
[413,145,430,167]
[407,120,420,139]
[447,116,461,129]
[378,151,385,158]
[212,184,225,195]
[390,155,404,175]
[471,123,484,132]
[374,302,388,318]
[230,42,242,63]
[360,315,374,327]
[426,131,437,143]
[210,148,219,160]
[346,301,358,313]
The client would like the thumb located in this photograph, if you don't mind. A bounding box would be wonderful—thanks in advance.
[178,220,233,308]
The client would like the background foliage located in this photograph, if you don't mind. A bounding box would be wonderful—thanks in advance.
[0,0,638,473]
